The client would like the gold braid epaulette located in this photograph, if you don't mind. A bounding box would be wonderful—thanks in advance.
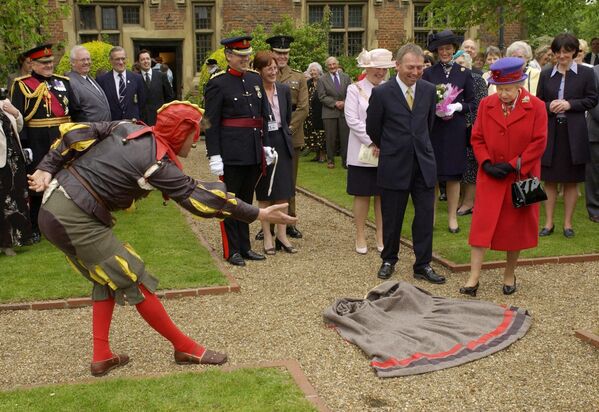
[17,80,51,122]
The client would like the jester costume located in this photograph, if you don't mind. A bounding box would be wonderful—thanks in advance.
[36,101,257,376]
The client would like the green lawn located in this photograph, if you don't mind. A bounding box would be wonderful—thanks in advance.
[297,155,599,264]
[0,192,225,303]
[0,368,316,412]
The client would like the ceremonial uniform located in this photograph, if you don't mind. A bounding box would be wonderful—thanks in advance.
[10,44,72,238]
[204,36,270,263]
[267,35,309,237]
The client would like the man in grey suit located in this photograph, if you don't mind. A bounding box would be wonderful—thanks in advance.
[66,45,111,122]
[138,49,174,125]
[366,43,445,284]
[586,64,599,223]
[317,56,351,168]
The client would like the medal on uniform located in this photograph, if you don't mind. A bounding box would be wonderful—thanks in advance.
[254,85,262,98]
[63,96,69,114]
[52,79,66,91]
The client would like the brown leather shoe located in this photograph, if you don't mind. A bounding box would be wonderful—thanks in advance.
[174,348,228,365]
[90,353,130,377]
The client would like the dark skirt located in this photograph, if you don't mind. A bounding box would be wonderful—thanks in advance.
[542,123,586,183]
[347,165,381,196]
[256,129,294,201]
[462,147,478,184]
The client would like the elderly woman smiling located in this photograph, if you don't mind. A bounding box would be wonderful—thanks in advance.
[345,49,395,254]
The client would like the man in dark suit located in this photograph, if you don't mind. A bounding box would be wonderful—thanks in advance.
[317,56,351,168]
[583,38,599,66]
[137,49,174,125]
[366,43,446,284]
[97,46,145,121]
[67,45,111,122]
[587,64,599,223]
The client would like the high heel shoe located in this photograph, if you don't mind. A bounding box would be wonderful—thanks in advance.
[275,238,297,254]
[263,241,276,256]
[502,276,517,295]
[355,242,367,255]
[459,282,479,297]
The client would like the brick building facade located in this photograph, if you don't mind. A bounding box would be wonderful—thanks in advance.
[50,0,522,97]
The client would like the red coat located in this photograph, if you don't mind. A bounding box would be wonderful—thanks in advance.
[469,89,548,251]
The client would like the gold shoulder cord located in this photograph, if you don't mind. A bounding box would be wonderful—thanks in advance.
[18,81,51,122]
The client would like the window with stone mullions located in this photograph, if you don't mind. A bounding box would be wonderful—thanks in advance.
[76,2,142,45]
[193,3,215,73]
[308,2,365,57]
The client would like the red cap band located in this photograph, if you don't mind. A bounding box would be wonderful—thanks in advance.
[491,70,523,83]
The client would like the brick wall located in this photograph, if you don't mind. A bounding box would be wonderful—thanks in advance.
[222,0,297,33]
[151,0,186,30]
[374,3,406,52]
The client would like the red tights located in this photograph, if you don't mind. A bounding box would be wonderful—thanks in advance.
[91,284,205,362]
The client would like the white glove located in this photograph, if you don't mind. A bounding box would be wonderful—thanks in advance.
[209,155,224,176]
[447,103,462,114]
[263,146,277,166]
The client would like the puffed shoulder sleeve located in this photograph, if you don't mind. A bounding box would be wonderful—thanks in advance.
[146,160,259,223]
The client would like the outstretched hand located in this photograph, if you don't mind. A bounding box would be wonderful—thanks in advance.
[257,203,298,225]
[27,170,52,192]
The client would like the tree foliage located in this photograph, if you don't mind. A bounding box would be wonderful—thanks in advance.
[425,0,599,44]
[0,0,71,84]
[55,41,116,77]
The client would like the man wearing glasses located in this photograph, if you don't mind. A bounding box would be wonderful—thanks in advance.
[10,44,73,243]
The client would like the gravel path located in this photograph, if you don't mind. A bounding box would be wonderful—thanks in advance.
[0,145,597,411]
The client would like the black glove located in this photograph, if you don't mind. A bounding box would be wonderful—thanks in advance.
[482,161,508,179]
[494,162,516,174]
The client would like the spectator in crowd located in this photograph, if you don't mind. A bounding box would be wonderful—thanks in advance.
[10,44,72,243]
[586,62,599,223]
[461,39,483,74]
[0,97,32,255]
[303,62,326,163]
[423,54,435,68]
[462,57,548,297]
[28,101,296,376]
[131,62,141,74]
[160,63,174,89]
[345,49,394,255]
[206,58,221,75]
[66,45,111,122]
[97,46,145,121]
[453,51,487,217]
[6,53,31,92]
[537,33,598,238]
[367,43,445,285]
[530,44,553,71]
[482,46,502,85]
[583,37,599,65]
[204,36,272,266]
[489,41,540,96]
[576,39,594,67]
[138,49,174,126]
[317,56,351,169]
[265,35,308,240]
[252,51,296,255]
[473,52,486,72]
[423,29,475,234]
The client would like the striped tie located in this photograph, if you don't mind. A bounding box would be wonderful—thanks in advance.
[118,73,126,111]
[406,87,414,110]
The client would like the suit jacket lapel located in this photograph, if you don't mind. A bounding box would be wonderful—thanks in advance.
[276,85,286,122]
[389,78,410,111]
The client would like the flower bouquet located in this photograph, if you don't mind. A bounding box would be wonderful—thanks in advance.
[435,83,463,120]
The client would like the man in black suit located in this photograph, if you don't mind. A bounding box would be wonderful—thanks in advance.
[97,46,145,121]
[137,49,174,125]
[366,43,445,284]
[583,38,599,66]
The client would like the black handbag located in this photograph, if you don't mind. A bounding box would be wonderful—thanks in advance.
[511,157,547,208]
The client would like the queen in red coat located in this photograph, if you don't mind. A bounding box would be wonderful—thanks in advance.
[461,58,547,297]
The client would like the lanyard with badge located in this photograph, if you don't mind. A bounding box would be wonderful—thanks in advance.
[266,91,278,132]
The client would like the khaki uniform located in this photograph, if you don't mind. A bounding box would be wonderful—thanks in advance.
[277,65,308,218]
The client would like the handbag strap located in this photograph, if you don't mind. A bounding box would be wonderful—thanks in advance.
[516,156,522,181]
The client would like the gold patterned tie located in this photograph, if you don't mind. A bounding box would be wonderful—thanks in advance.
[406,87,414,110]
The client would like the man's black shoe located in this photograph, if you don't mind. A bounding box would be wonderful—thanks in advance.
[241,250,266,261]
[227,253,245,266]
[286,225,302,239]
[377,262,395,280]
[413,265,446,284]
[255,229,264,240]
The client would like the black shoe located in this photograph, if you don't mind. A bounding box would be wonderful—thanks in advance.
[438,193,447,201]
[275,238,298,253]
[539,225,554,236]
[31,231,41,244]
[377,262,395,280]
[590,215,599,223]
[459,282,479,297]
[286,225,302,239]
[563,228,575,238]
[502,276,517,295]
[255,229,264,240]
[227,253,246,266]
[448,226,460,234]
[457,208,473,216]
[241,250,266,261]
[413,265,446,284]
